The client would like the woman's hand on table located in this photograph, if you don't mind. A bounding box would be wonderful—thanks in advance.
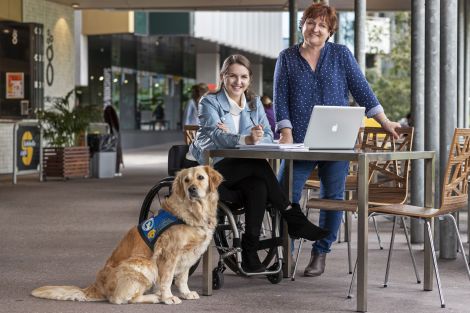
[279,128,293,144]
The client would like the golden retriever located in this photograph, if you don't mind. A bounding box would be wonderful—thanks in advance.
[32,165,223,305]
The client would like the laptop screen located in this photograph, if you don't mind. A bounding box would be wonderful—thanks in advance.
[303,106,365,150]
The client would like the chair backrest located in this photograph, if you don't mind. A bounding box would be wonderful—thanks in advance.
[361,126,414,204]
[183,125,200,145]
[440,128,470,213]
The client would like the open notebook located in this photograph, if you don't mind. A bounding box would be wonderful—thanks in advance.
[236,142,306,150]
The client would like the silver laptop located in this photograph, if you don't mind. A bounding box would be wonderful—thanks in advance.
[303,106,365,150]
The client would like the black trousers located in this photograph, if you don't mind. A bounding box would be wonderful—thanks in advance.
[214,158,290,238]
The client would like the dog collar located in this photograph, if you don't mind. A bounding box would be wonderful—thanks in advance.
[138,210,184,251]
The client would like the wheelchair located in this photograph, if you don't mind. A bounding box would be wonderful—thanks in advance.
[138,145,284,290]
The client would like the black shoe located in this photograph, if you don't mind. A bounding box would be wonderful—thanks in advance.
[241,234,266,273]
[282,203,330,241]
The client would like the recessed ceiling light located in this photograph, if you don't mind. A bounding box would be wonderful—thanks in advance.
[71,3,79,9]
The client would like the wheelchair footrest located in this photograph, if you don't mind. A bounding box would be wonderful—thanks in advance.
[258,237,283,250]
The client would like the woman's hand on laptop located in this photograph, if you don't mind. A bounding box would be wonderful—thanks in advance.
[279,128,293,144]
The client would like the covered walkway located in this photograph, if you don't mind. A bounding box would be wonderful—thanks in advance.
[1,142,469,313]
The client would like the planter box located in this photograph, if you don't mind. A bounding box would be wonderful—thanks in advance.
[43,146,89,179]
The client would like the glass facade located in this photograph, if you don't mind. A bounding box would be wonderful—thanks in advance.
[86,34,196,131]
[84,33,276,132]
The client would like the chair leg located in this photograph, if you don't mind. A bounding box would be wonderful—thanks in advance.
[425,220,446,308]
[345,212,353,274]
[446,214,470,280]
[337,214,344,243]
[291,238,305,281]
[454,212,460,253]
[347,258,358,299]
[371,213,384,250]
[384,216,397,287]
[291,208,311,281]
[401,216,421,284]
[345,209,352,242]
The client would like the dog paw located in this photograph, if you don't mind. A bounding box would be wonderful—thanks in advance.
[181,291,199,300]
[162,296,182,305]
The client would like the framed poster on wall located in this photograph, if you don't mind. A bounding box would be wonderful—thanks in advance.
[6,72,24,99]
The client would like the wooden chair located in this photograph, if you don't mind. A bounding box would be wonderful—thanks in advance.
[292,127,418,282]
[356,128,470,308]
[183,125,199,145]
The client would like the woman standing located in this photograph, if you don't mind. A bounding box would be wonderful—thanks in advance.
[188,54,329,273]
[183,83,208,126]
[274,3,401,277]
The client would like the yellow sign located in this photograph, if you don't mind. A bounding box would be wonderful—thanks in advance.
[21,131,35,166]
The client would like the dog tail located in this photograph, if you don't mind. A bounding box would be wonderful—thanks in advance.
[31,283,105,302]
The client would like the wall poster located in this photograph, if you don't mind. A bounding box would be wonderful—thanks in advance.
[6,72,24,99]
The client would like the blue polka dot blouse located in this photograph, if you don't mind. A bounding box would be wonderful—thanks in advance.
[273,42,384,143]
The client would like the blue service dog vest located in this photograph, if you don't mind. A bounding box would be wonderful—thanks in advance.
[138,210,184,250]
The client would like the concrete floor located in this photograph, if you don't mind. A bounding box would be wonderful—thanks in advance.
[1,142,470,313]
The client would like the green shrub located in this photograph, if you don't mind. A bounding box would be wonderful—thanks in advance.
[38,90,100,147]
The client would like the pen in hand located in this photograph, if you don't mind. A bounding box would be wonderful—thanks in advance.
[250,116,262,128]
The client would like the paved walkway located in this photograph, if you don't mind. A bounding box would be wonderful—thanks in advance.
[0,142,469,313]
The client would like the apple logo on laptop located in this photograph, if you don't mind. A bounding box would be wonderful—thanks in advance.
[331,123,339,132]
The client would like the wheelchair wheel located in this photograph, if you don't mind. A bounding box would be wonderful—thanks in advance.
[138,177,174,224]
[213,202,280,274]
[138,177,200,276]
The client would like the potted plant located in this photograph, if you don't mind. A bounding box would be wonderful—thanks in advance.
[38,90,99,179]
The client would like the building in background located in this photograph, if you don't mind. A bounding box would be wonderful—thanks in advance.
[81,10,283,137]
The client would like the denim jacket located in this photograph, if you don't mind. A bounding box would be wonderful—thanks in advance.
[189,90,273,165]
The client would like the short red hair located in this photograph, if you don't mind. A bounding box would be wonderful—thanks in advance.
[299,3,338,35]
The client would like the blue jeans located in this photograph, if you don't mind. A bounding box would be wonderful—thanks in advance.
[279,160,349,254]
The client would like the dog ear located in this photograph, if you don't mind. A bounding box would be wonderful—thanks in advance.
[172,169,187,199]
[204,166,223,193]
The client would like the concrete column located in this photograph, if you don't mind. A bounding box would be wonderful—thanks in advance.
[196,52,220,88]
[354,0,366,73]
[289,0,297,46]
[458,0,465,128]
[74,11,88,87]
[410,0,425,243]
[425,0,440,249]
[465,0,470,244]
[250,63,263,96]
[465,0,470,129]
[439,0,458,259]
[335,12,342,44]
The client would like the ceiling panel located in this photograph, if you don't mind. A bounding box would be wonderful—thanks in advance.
[46,0,411,11]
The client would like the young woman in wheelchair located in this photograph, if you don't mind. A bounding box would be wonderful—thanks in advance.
[186,54,329,273]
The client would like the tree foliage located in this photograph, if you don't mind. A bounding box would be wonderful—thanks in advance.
[366,12,411,122]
